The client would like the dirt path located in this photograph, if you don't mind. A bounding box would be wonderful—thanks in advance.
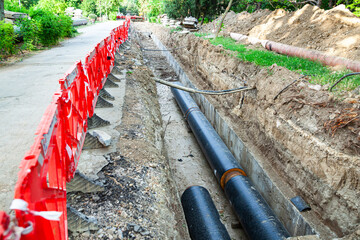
[0,21,124,211]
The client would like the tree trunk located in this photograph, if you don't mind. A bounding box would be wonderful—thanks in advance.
[0,0,4,21]
[215,0,233,38]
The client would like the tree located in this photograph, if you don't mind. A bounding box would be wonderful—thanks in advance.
[215,0,232,38]
[1,0,4,20]
[36,0,67,14]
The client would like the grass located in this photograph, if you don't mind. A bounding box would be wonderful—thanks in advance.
[193,32,211,37]
[200,36,360,91]
[170,27,183,33]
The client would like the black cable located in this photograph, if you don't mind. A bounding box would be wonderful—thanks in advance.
[330,72,360,92]
[140,46,186,52]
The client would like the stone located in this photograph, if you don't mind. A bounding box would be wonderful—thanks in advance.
[308,84,321,91]
[134,225,141,232]
[140,230,150,236]
[92,130,112,146]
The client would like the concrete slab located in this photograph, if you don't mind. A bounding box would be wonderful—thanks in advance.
[0,21,123,211]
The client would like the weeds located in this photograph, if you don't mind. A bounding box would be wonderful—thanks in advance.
[204,36,360,91]
[170,27,183,33]
[193,32,210,37]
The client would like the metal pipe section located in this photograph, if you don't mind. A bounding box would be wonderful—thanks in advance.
[171,82,290,240]
[181,186,231,240]
[230,32,360,72]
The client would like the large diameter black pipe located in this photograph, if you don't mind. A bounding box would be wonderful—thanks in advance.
[181,186,231,240]
[171,83,245,187]
[171,82,290,240]
[225,175,290,240]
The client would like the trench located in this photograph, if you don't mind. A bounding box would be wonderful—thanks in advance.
[138,31,247,239]
[135,27,318,239]
[67,23,352,240]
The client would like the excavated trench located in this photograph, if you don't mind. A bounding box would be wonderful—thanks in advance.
[67,22,359,240]
[133,22,359,239]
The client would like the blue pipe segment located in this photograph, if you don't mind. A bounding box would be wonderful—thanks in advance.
[171,82,290,240]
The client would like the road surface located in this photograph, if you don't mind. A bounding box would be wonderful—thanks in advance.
[0,21,123,211]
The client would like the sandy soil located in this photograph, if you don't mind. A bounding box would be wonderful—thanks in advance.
[202,5,360,61]
[136,21,360,239]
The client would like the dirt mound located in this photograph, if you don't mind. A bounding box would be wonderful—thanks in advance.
[204,4,360,61]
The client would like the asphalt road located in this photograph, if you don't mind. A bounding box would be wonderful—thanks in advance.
[0,21,123,211]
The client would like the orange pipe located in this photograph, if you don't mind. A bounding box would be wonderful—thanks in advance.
[264,41,360,72]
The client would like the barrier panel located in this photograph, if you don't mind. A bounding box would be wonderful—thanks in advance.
[0,19,131,239]
[13,93,67,240]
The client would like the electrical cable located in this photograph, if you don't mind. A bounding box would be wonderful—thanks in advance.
[330,72,360,91]
[141,46,186,52]
[155,78,254,95]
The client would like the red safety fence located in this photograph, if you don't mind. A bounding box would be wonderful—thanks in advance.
[0,18,130,240]
[116,15,144,21]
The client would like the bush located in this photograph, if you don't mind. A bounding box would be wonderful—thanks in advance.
[59,14,75,38]
[0,21,17,58]
[149,16,157,23]
[199,17,209,24]
[109,12,117,21]
[30,9,62,46]
[88,13,97,20]
[16,18,39,50]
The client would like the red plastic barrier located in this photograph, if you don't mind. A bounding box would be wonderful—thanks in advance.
[0,20,131,240]
[0,212,10,240]
[59,62,90,181]
[13,93,68,240]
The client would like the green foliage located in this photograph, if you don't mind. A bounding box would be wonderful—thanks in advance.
[121,0,139,15]
[0,21,16,58]
[199,17,209,24]
[4,0,30,12]
[81,0,97,16]
[170,26,182,32]
[342,0,360,16]
[59,14,75,37]
[67,0,82,9]
[30,10,61,45]
[163,0,196,18]
[208,37,360,90]
[16,18,39,50]
[138,0,163,18]
[109,12,117,20]
[149,16,157,22]
[35,0,66,14]
[88,13,97,19]
[81,0,120,17]
[193,32,210,37]
[29,9,73,46]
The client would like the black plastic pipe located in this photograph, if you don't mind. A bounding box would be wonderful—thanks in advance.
[171,83,245,188]
[181,186,231,240]
[171,82,290,240]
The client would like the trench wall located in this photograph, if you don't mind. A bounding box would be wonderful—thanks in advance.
[149,33,322,237]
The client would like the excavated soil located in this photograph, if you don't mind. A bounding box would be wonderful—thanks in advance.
[135,21,360,239]
[68,41,185,239]
[202,4,360,61]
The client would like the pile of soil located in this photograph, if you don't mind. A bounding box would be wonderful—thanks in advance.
[203,4,360,61]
